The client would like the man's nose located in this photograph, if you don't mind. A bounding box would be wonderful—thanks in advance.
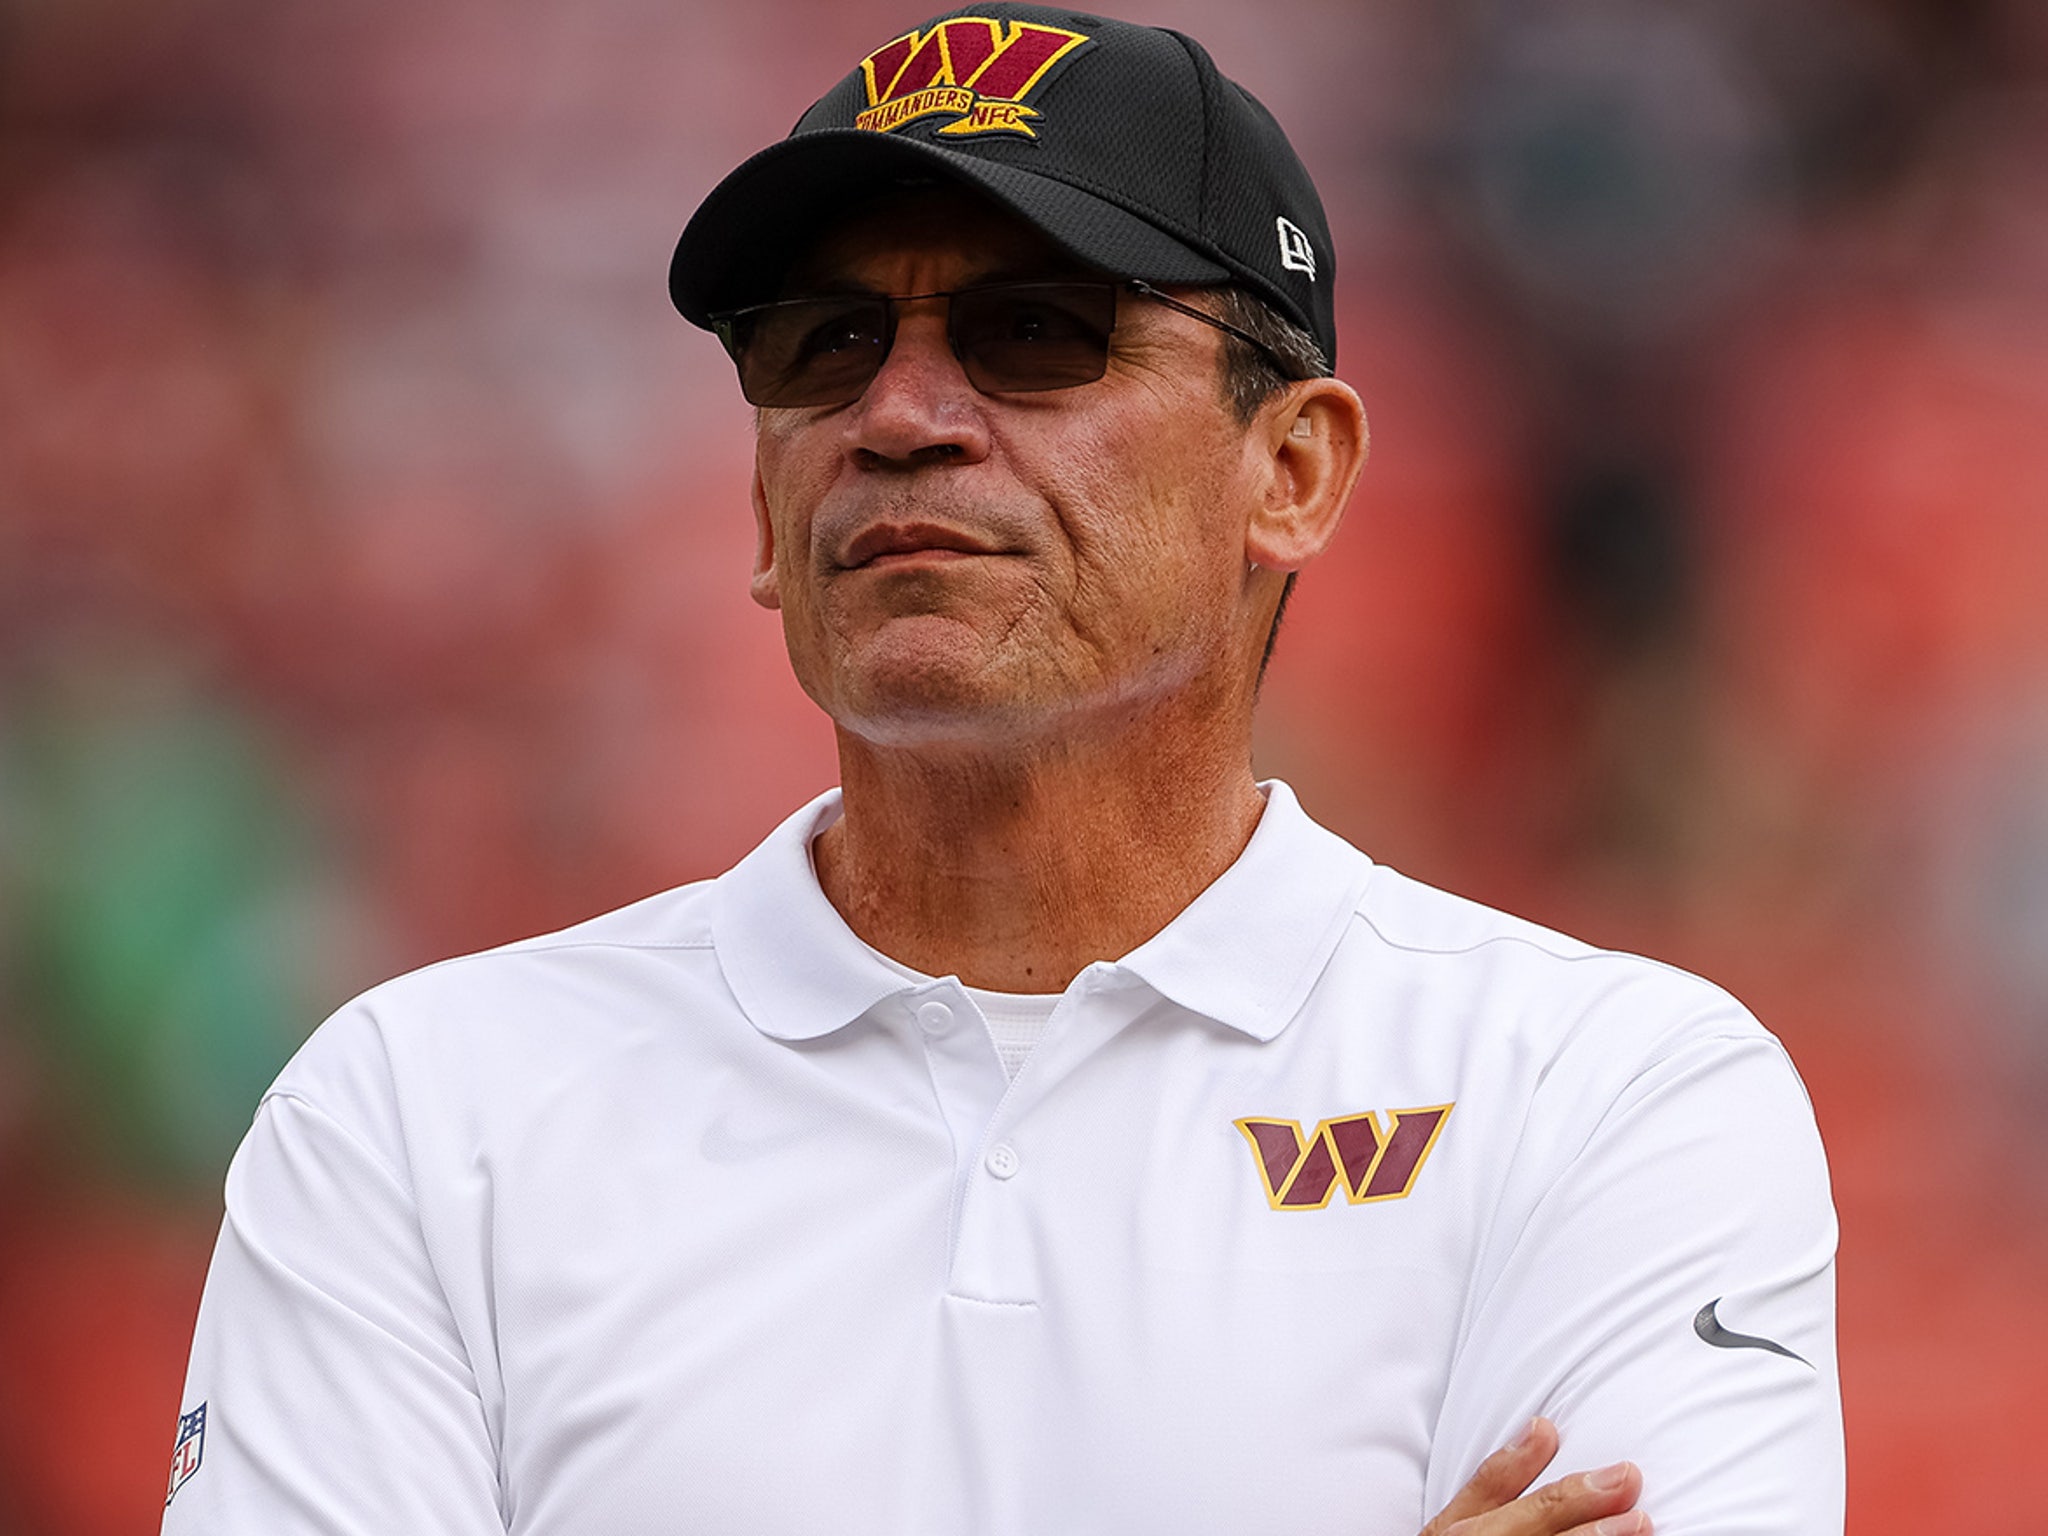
[845,302,992,467]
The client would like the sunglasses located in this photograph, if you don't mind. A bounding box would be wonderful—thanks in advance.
[708,278,1294,409]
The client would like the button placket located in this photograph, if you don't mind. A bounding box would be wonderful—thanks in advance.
[918,968,1153,1302]
[908,983,1041,1301]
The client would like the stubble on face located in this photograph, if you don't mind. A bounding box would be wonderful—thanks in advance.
[750,190,1266,757]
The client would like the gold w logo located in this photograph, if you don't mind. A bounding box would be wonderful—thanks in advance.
[1235,1106,1453,1210]
[855,17,1089,138]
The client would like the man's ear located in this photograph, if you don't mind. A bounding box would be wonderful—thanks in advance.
[749,466,781,611]
[1246,378,1368,572]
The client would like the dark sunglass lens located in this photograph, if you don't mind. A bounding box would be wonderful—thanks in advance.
[736,296,891,407]
[953,284,1115,393]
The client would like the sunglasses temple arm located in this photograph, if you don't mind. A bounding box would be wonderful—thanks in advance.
[1125,280,1299,380]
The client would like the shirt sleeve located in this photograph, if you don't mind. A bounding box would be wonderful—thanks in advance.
[162,1088,506,1535]
[1423,1021,1843,1535]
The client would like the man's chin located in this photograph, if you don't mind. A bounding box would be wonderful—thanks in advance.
[804,622,1030,733]
[830,686,1046,752]
[819,658,1066,754]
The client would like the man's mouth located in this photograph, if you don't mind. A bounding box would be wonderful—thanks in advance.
[840,523,1004,569]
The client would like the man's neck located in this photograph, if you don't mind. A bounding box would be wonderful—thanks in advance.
[814,721,1267,993]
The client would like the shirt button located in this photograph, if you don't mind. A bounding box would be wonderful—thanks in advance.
[916,1001,954,1034]
[985,1142,1020,1179]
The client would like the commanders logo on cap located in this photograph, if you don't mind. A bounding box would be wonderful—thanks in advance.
[855,16,1089,139]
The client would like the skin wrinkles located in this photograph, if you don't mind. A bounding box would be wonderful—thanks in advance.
[747,182,1367,992]
[754,282,1254,745]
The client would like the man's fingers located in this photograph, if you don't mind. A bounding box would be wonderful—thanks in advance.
[1419,1417,1559,1534]
[1444,1460,1647,1536]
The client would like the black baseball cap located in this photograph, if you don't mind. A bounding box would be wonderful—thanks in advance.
[669,4,1338,366]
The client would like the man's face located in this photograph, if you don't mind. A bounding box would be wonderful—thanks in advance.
[749,187,1279,752]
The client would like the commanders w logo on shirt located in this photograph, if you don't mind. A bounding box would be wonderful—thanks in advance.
[855,16,1089,138]
[1236,1106,1453,1210]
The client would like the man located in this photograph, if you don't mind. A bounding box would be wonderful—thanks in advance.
[164,7,1840,1534]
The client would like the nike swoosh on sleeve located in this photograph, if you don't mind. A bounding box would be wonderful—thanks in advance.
[1693,1298,1811,1366]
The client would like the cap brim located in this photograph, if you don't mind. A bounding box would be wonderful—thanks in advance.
[669,129,1231,326]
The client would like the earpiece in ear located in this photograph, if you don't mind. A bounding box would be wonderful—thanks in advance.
[1289,417,1313,440]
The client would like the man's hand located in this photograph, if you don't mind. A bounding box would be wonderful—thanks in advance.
[1420,1418,1648,1536]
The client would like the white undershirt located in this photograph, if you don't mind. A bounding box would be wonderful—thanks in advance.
[963,985,1062,1080]
[863,943,1061,1080]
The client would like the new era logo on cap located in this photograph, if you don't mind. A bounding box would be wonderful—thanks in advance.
[1276,216,1316,279]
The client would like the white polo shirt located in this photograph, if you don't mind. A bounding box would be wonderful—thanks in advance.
[164,783,1841,1535]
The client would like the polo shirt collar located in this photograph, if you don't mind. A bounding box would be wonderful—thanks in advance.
[1113,780,1375,1040]
[712,791,909,1042]
[712,780,1374,1043]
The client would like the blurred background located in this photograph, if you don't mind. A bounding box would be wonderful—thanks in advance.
[1,0,2044,1527]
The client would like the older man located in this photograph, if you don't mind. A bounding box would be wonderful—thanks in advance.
[164,7,1839,1534]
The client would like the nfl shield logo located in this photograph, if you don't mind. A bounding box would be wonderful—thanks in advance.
[165,1403,206,1507]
